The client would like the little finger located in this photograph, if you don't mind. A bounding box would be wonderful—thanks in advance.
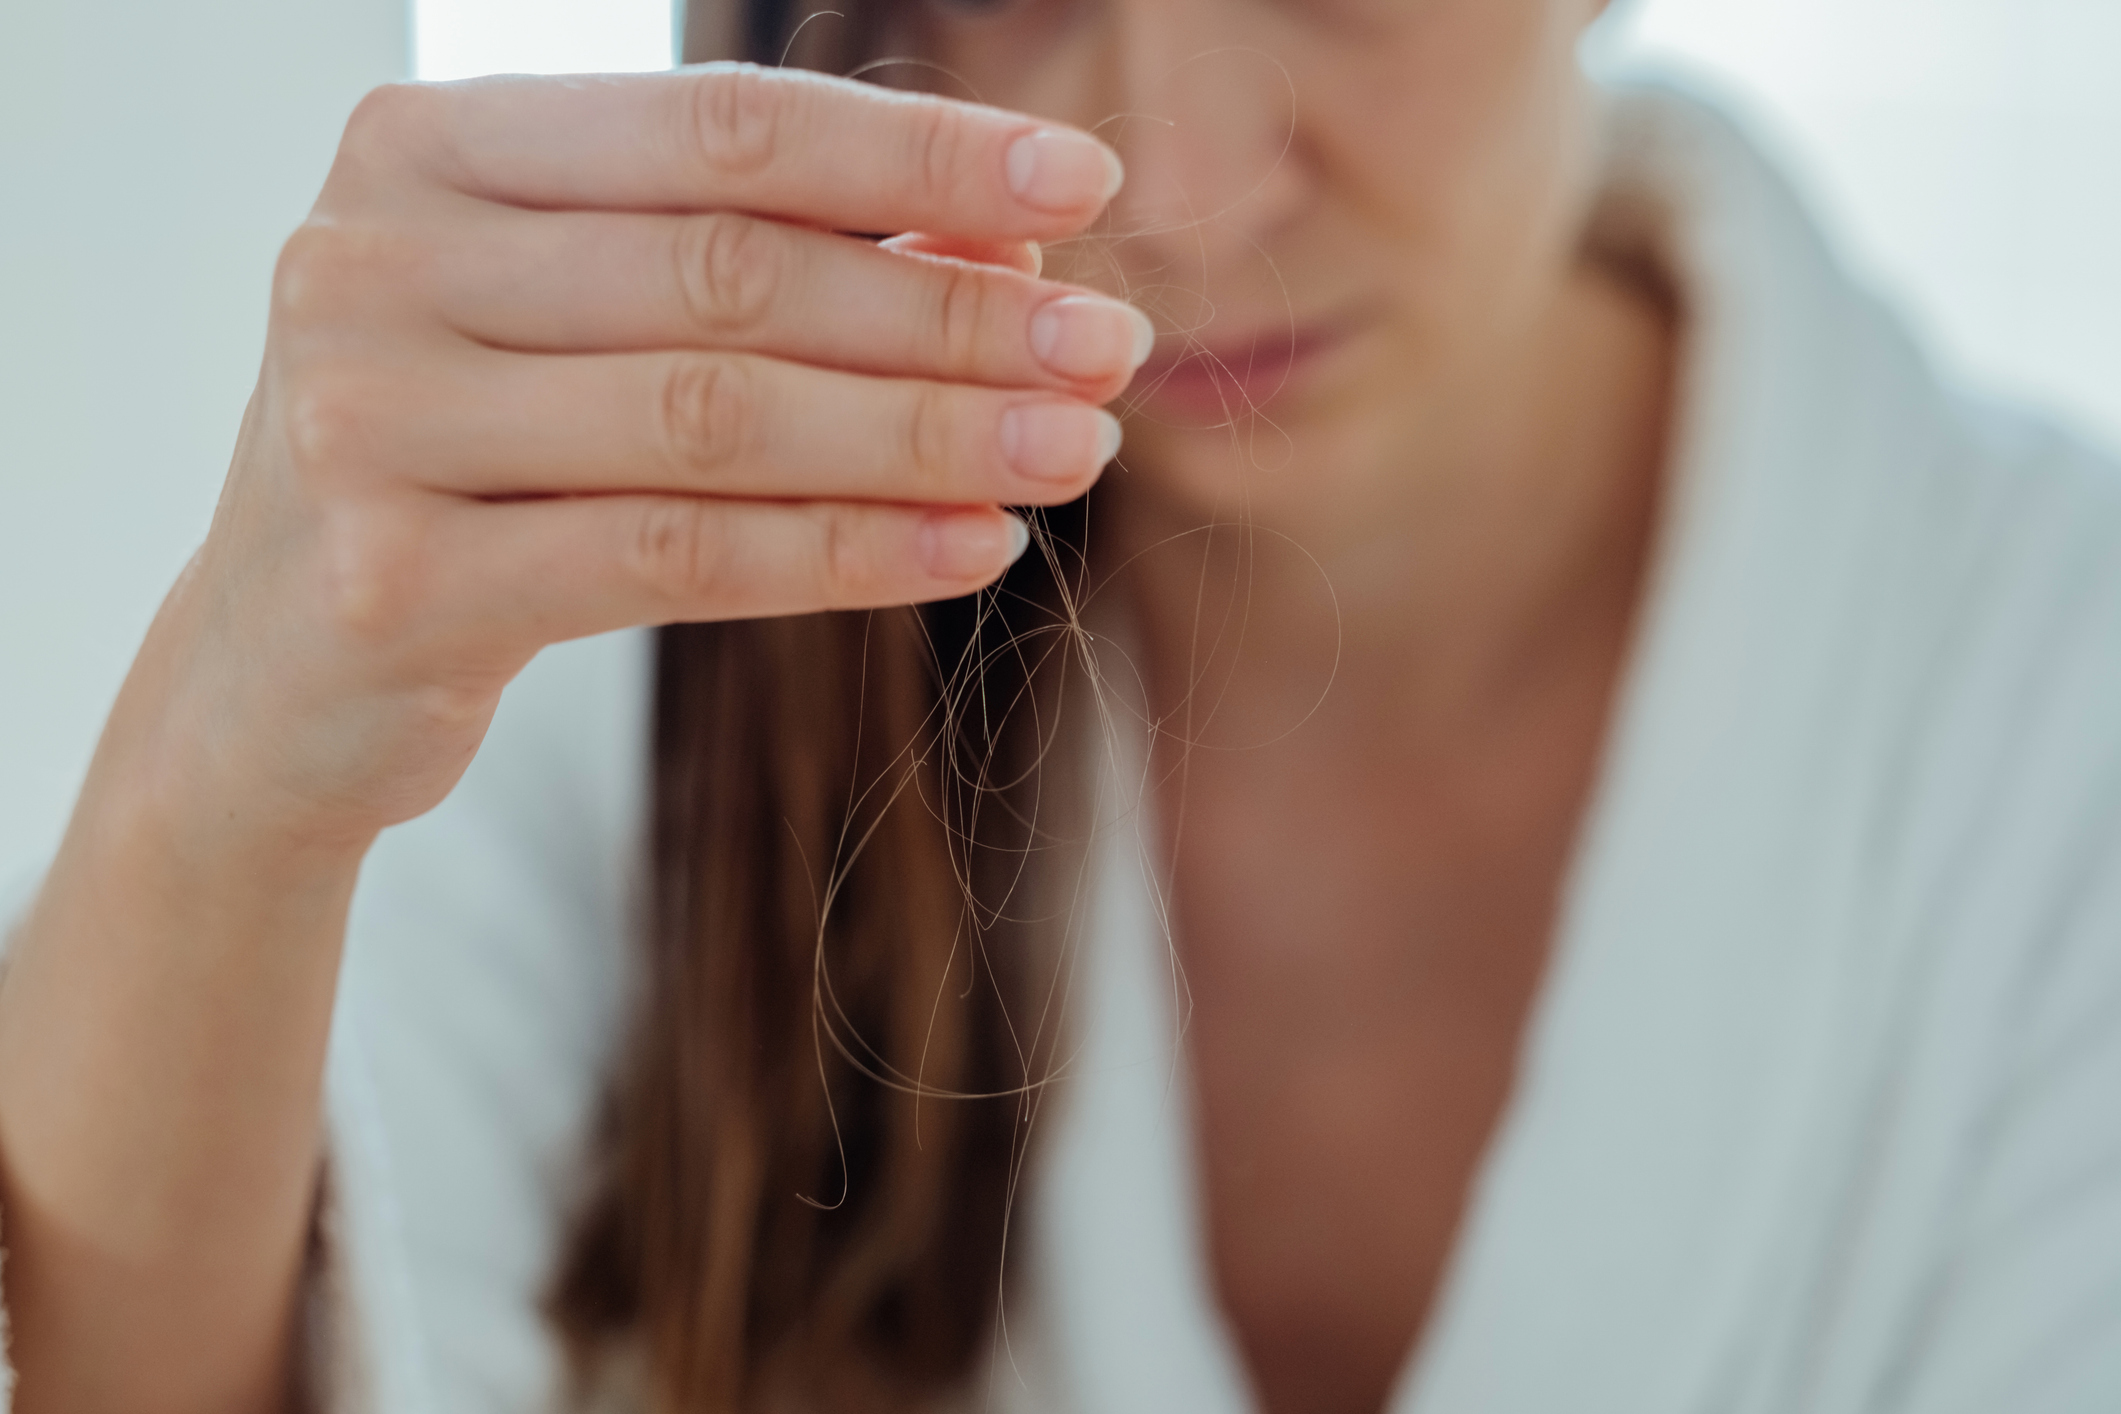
[426,494,1031,649]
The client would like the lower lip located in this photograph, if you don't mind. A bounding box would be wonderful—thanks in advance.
[1128,325,1346,421]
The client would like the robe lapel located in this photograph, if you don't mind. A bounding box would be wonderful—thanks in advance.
[1396,83,1919,1414]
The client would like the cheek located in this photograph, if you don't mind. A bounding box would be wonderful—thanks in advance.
[1115,8,1597,516]
[904,0,1108,122]
[1332,4,1597,366]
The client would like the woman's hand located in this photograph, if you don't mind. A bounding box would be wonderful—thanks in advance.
[185,63,1144,849]
[0,65,1143,1414]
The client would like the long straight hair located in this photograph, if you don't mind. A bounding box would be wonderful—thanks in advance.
[544,0,1099,1373]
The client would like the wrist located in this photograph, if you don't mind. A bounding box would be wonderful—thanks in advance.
[86,598,385,882]
[74,745,374,911]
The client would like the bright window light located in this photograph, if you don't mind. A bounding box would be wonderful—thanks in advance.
[415,0,676,82]
[1600,0,2121,449]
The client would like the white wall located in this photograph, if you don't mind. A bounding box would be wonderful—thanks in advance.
[0,0,409,879]
[4,2,2119,882]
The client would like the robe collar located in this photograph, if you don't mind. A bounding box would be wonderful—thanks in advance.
[1013,77,1936,1414]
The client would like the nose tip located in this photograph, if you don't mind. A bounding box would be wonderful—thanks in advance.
[1098,42,1303,245]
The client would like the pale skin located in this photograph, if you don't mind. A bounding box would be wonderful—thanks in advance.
[0,2,1668,1413]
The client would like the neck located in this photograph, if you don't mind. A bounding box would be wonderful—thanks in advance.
[1107,254,1675,756]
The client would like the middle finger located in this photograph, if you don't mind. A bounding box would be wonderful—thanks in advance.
[430,204,1153,398]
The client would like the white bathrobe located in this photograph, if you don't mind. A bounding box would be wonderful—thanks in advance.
[8,78,2121,1414]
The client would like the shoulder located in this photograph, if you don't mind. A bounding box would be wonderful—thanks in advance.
[1604,82,2121,1402]
[1595,67,2121,1059]
[1857,372,2121,901]
[1607,73,2121,869]
[1850,404,2121,1411]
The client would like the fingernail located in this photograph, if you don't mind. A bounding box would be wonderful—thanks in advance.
[1099,147,1126,202]
[1096,409,1124,463]
[1030,296,1159,381]
[1002,403,1125,484]
[1126,304,1155,367]
[1006,129,1125,214]
[919,510,1022,581]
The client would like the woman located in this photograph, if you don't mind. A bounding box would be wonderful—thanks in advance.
[5,0,2121,1408]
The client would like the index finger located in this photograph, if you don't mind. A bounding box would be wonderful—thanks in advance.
[364,64,1124,241]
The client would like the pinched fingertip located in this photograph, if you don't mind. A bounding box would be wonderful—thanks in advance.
[919,508,1028,582]
[1006,128,1125,215]
[1028,295,1157,383]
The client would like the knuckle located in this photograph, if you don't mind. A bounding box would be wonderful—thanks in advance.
[929,259,991,372]
[270,222,398,325]
[814,504,869,605]
[659,354,753,483]
[675,212,778,337]
[683,63,784,183]
[283,363,376,480]
[631,499,729,607]
[900,383,955,493]
[907,99,968,205]
[400,678,498,740]
[317,503,423,645]
[341,82,431,160]
[271,225,350,324]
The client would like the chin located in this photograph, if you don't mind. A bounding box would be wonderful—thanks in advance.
[1110,393,1406,545]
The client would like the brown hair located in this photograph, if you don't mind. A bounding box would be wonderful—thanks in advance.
[542,15,1103,1366]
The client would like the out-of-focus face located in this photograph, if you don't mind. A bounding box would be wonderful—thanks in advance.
[896,0,1611,543]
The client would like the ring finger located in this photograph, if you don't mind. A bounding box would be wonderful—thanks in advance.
[378,346,1125,505]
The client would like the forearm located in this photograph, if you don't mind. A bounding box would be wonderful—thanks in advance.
[0,704,366,1414]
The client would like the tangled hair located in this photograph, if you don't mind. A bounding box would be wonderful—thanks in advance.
[544,0,1099,1378]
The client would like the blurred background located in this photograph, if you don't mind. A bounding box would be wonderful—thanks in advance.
[2,0,2117,883]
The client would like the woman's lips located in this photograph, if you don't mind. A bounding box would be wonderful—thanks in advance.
[1127,320,1350,419]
